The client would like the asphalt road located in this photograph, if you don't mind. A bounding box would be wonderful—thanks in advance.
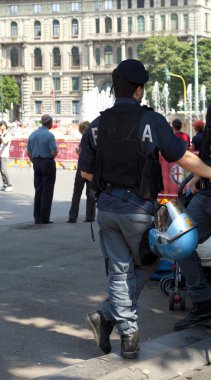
[0,166,209,380]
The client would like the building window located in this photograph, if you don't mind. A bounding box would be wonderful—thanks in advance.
[34,48,42,68]
[53,20,60,37]
[72,100,80,114]
[72,47,80,67]
[161,0,165,6]
[72,77,80,91]
[10,5,18,15]
[105,0,112,10]
[34,21,41,37]
[183,14,188,32]
[117,47,121,64]
[10,48,19,67]
[128,17,132,33]
[53,47,61,67]
[117,0,121,9]
[127,47,133,59]
[95,48,100,65]
[52,3,60,12]
[171,13,178,31]
[137,16,145,32]
[150,16,155,32]
[137,0,144,7]
[205,13,208,31]
[128,0,132,7]
[72,19,79,35]
[171,0,178,5]
[104,45,113,65]
[71,2,79,11]
[95,1,100,10]
[150,0,154,6]
[34,78,42,91]
[34,4,42,13]
[11,21,18,37]
[55,100,61,114]
[184,0,188,4]
[117,18,121,32]
[161,15,166,31]
[53,77,61,91]
[101,81,112,91]
[35,100,42,114]
[137,43,144,57]
[105,17,112,33]
[95,19,100,33]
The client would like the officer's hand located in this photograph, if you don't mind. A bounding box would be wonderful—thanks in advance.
[188,175,199,195]
[81,171,93,182]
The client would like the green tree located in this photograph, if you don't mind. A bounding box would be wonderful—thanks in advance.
[0,75,20,113]
[197,38,211,104]
[138,35,211,111]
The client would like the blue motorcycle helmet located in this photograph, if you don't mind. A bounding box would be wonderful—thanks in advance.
[148,199,198,261]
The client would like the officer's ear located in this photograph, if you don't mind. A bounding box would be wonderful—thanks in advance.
[133,85,144,100]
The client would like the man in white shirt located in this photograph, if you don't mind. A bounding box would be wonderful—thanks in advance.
[0,121,13,192]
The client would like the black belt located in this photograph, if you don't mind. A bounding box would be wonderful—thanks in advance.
[198,178,211,191]
[103,185,156,215]
[33,157,53,160]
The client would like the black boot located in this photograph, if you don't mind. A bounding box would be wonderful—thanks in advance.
[86,311,113,354]
[174,299,211,331]
[121,331,140,359]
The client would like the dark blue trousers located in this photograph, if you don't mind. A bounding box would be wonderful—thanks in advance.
[33,158,56,223]
[68,168,96,221]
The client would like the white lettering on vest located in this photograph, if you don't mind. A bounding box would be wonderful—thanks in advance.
[91,127,98,146]
[142,124,153,142]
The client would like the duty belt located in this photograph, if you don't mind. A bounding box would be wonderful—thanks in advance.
[199,178,211,191]
[103,184,156,215]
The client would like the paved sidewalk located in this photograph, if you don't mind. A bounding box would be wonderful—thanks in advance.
[0,167,210,380]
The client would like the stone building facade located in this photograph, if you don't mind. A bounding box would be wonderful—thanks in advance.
[0,0,210,124]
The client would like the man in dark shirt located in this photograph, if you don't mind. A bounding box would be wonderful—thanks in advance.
[172,118,190,146]
[79,59,211,359]
[190,120,205,152]
[27,114,58,224]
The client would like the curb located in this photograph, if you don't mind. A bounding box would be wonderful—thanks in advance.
[36,326,211,380]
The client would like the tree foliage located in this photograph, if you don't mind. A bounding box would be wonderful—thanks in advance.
[138,35,211,111]
[0,75,20,112]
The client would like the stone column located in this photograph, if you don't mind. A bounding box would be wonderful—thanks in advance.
[120,40,126,61]
[88,41,94,70]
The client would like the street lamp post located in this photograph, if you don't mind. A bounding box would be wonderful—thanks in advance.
[163,68,187,112]
[194,30,199,118]
[169,72,187,112]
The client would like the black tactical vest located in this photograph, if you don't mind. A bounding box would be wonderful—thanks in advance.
[199,121,211,163]
[96,103,163,200]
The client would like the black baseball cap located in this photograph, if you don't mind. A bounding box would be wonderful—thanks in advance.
[116,59,149,85]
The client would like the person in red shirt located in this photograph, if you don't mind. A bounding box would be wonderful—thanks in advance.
[172,118,190,147]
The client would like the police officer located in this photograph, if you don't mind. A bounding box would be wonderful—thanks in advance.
[27,114,58,224]
[79,60,211,359]
[174,104,211,331]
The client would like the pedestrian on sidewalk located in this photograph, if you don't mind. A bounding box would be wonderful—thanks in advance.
[79,59,211,359]
[0,120,13,192]
[190,120,205,152]
[172,118,190,147]
[27,114,58,224]
[174,104,211,332]
[67,121,96,223]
